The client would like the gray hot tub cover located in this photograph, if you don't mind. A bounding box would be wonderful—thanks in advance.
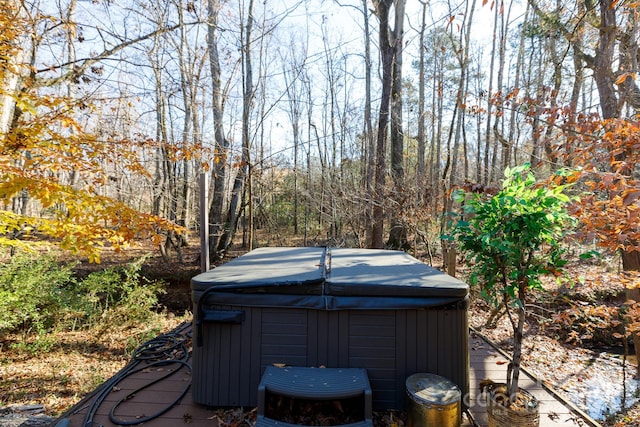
[192,247,468,311]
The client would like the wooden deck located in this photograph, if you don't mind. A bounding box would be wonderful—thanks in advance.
[53,324,600,427]
[464,330,600,427]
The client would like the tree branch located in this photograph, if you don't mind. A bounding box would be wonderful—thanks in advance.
[526,0,595,69]
[34,21,201,88]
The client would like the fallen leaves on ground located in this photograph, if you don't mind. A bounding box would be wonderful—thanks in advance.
[0,315,189,415]
[469,261,640,426]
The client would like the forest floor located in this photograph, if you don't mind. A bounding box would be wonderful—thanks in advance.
[1,239,639,426]
[467,262,640,427]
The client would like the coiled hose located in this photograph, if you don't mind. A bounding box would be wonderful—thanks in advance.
[77,322,192,427]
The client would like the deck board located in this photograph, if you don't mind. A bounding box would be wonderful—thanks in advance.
[464,331,599,427]
[53,324,599,427]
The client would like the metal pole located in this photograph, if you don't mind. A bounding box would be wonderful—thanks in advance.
[199,172,210,272]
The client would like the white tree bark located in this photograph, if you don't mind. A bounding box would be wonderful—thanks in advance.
[0,1,31,136]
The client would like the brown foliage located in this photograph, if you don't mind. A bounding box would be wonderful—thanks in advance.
[543,115,640,255]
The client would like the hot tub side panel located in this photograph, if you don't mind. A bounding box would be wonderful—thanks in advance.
[192,303,469,410]
[192,304,261,407]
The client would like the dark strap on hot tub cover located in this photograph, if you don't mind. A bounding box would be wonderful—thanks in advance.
[323,294,469,310]
[197,291,468,311]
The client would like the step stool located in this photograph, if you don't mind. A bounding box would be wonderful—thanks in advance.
[256,366,373,427]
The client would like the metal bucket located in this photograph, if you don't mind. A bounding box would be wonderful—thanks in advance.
[406,373,461,427]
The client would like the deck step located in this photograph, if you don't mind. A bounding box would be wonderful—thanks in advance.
[257,366,373,427]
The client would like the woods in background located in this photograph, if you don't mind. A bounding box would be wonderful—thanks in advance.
[0,0,639,273]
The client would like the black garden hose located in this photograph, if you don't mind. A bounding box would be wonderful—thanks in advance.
[80,322,192,427]
[108,359,191,425]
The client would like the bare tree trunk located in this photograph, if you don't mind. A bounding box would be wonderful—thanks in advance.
[594,0,619,120]
[371,0,399,249]
[416,1,427,185]
[206,0,229,261]
[386,0,407,250]
[430,59,443,216]
[175,1,195,247]
[320,19,343,240]
[145,6,169,218]
[441,0,476,270]
[2,1,34,216]
[541,0,564,166]
[151,69,168,217]
[371,1,390,249]
[284,60,302,234]
[283,34,309,238]
[472,51,484,182]
[218,0,255,254]
[483,0,499,185]
[506,2,525,165]
[178,5,207,240]
[64,0,78,188]
[491,0,508,175]
[362,0,375,247]
[523,7,546,167]
[569,0,585,115]
[0,0,30,136]
[305,74,314,245]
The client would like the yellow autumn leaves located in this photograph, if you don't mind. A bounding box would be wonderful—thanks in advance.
[0,2,187,262]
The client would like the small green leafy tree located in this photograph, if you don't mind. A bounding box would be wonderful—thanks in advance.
[450,164,576,403]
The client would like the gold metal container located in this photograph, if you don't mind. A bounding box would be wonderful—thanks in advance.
[406,373,461,427]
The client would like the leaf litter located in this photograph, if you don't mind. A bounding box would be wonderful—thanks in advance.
[469,262,640,426]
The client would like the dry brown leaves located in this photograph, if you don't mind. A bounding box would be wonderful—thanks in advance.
[0,315,189,415]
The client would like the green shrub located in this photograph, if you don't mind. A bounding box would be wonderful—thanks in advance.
[0,252,166,344]
[72,267,122,324]
[73,256,166,327]
[0,253,76,335]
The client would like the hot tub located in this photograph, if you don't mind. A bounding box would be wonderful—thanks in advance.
[191,247,469,410]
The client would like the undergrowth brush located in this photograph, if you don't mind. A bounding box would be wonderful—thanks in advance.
[0,250,167,354]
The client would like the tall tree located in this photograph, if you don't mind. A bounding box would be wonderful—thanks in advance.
[206,0,229,261]
[163,0,207,260]
[529,0,640,269]
[0,0,31,135]
[416,0,427,185]
[217,0,255,254]
[362,0,375,247]
[281,36,308,235]
[482,0,500,184]
[386,0,407,249]
[440,0,477,273]
[320,15,340,239]
[371,0,405,249]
